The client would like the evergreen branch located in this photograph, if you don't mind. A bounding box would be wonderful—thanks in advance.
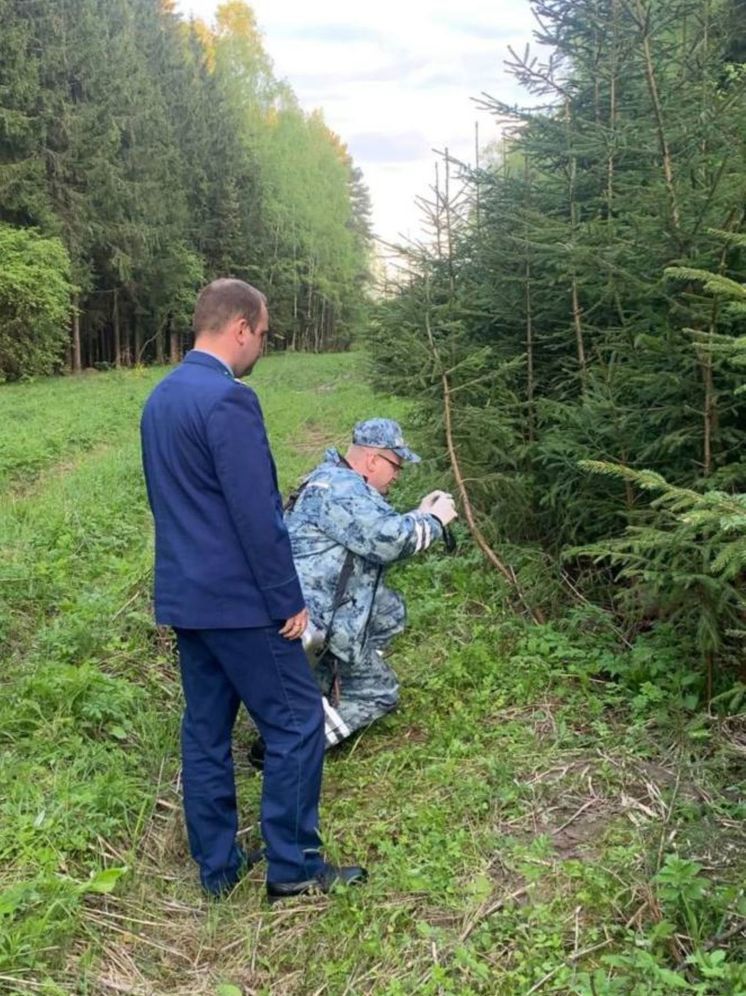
[578,461,746,585]
[665,267,746,301]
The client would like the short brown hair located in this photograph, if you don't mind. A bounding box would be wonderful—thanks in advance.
[193,278,266,335]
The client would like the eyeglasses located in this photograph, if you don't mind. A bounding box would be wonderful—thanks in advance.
[376,452,403,474]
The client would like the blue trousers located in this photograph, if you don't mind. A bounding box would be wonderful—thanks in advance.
[174,626,326,892]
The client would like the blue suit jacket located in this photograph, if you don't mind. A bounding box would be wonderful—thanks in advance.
[140,351,304,628]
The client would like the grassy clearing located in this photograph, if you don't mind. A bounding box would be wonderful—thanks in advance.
[0,355,744,994]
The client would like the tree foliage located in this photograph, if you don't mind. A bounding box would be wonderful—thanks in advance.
[371,0,746,686]
[0,224,72,380]
[0,0,371,378]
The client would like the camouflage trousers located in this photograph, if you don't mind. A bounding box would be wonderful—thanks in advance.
[315,585,405,748]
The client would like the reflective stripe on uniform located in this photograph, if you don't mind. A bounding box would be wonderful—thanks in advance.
[423,518,432,549]
[412,515,434,553]
[322,695,352,746]
[411,518,419,551]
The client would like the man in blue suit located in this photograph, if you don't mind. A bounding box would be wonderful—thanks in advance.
[140,278,365,901]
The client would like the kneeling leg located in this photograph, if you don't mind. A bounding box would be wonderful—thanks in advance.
[322,650,399,748]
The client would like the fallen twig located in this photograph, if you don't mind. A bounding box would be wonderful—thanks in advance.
[524,939,614,993]
[552,798,597,836]
[460,885,529,941]
[674,919,746,971]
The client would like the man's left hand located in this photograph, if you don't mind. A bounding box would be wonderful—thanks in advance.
[280,607,309,640]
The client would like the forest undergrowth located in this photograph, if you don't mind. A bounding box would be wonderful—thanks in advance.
[0,355,743,995]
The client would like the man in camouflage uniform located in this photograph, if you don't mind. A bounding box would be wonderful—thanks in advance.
[285,418,457,748]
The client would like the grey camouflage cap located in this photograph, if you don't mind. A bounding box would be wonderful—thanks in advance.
[352,418,421,463]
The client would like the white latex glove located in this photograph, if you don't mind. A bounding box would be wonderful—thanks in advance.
[418,489,450,510]
[418,490,458,526]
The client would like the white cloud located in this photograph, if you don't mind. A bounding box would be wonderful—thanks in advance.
[175,0,544,245]
[347,132,430,164]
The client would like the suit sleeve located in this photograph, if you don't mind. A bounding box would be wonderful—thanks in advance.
[206,384,305,620]
[315,485,443,565]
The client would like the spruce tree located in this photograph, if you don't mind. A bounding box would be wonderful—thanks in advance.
[372,0,746,659]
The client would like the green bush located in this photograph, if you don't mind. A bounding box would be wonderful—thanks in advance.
[0,224,72,381]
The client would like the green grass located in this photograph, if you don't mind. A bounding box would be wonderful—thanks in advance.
[0,355,744,995]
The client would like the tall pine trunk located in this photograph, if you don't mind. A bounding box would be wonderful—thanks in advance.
[169,323,181,365]
[71,292,82,373]
[632,0,681,233]
[566,99,587,392]
[524,157,535,442]
[113,288,122,368]
[134,315,142,365]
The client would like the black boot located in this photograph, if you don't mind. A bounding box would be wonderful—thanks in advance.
[267,864,368,903]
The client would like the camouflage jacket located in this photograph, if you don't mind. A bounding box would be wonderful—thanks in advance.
[285,449,443,664]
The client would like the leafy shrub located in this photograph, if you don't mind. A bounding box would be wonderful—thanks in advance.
[0,224,72,381]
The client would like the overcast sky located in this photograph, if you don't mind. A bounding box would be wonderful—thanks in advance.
[174,0,541,248]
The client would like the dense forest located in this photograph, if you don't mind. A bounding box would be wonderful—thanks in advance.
[372,0,746,703]
[0,0,372,379]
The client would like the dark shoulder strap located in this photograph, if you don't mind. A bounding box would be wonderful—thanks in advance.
[330,550,355,615]
[317,550,356,661]
[284,477,310,513]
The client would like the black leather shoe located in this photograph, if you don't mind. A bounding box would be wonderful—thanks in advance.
[267,864,368,903]
[247,736,266,771]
